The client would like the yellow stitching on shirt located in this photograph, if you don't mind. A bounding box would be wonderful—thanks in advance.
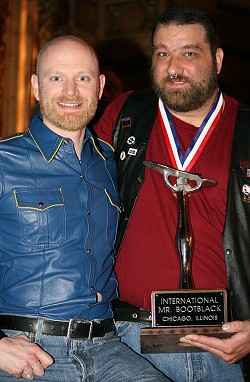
[0,134,24,143]
[28,128,64,162]
[104,189,121,213]
[14,189,64,210]
[97,138,115,152]
[90,137,106,160]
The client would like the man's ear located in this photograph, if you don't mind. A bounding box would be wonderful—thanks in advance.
[98,74,106,100]
[216,48,224,74]
[31,74,40,101]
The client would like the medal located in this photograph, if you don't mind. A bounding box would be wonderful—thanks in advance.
[159,90,224,171]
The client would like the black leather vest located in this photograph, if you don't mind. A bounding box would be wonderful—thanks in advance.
[113,90,250,380]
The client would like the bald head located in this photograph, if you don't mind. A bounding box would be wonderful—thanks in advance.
[36,35,99,77]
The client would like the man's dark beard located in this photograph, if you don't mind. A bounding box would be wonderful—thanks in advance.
[151,64,218,113]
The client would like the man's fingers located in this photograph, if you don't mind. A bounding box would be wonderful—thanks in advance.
[180,333,227,349]
[36,347,54,369]
[30,360,45,377]
[22,371,35,380]
[222,320,245,333]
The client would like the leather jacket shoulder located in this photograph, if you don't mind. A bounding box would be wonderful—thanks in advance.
[222,105,250,321]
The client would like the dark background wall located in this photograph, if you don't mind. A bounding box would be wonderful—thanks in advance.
[0,0,249,136]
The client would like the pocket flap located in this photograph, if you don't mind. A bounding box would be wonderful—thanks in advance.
[14,188,64,210]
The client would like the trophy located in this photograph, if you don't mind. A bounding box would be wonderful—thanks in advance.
[140,161,231,353]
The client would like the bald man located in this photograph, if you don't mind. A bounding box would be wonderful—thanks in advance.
[0,36,169,382]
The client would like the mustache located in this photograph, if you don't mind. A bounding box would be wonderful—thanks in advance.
[54,97,84,103]
[150,67,191,88]
[167,74,188,82]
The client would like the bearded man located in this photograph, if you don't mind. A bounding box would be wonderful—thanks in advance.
[94,5,250,382]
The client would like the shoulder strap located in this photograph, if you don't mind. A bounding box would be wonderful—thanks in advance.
[112,89,158,150]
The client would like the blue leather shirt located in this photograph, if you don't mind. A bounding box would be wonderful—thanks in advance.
[0,115,120,320]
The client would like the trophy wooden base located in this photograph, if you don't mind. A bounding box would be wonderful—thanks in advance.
[141,326,234,353]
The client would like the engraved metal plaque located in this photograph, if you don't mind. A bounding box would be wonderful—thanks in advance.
[152,289,227,327]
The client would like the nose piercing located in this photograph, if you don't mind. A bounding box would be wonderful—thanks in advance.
[170,74,178,79]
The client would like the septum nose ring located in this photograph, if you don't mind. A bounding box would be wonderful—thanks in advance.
[170,74,178,79]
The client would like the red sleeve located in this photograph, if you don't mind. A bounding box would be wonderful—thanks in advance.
[94,91,133,145]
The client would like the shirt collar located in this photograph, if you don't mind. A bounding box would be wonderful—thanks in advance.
[28,114,93,162]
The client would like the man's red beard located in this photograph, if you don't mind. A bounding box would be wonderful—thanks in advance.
[39,95,98,132]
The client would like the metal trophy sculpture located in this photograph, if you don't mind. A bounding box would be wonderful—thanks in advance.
[140,161,230,353]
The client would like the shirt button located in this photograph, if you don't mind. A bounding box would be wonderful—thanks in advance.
[90,286,95,290]
[64,140,69,145]
[87,210,91,215]
[86,249,91,254]
[38,202,44,207]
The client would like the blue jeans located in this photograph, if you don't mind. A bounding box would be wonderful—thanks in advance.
[116,321,245,382]
[0,329,170,382]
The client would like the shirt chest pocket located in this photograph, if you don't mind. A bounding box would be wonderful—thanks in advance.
[14,188,66,247]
